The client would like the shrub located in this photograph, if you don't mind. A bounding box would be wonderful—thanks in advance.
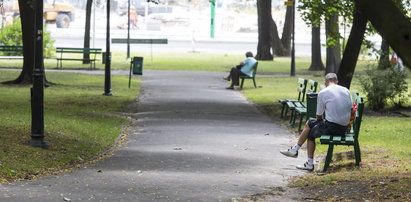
[360,67,409,110]
[0,18,55,57]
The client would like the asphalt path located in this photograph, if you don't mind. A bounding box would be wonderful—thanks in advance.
[0,70,305,201]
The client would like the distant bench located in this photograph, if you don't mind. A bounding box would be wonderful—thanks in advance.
[56,47,102,69]
[0,45,23,59]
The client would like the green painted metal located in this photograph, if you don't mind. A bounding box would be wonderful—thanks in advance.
[210,0,215,38]
[111,38,168,44]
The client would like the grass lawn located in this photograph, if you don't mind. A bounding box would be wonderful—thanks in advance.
[241,73,411,200]
[0,70,139,182]
[0,52,409,200]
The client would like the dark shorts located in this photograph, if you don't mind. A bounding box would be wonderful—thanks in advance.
[307,118,348,141]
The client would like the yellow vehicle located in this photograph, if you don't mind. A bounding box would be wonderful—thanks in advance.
[12,1,75,28]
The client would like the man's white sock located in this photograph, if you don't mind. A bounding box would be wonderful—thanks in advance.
[307,157,314,165]
[291,144,301,151]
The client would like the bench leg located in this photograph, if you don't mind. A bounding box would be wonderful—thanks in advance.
[323,144,334,172]
[354,140,361,165]
[284,106,289,118]
[280,104,286,118]
[253,78,257,88]
[240,78,245,89]
[298,112,304,131]
[289,109,295,125]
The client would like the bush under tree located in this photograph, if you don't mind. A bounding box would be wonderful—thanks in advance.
[360,67,408,110]
[0,19,55,58]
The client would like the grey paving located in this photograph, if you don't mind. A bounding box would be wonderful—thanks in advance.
[0,70,305,201]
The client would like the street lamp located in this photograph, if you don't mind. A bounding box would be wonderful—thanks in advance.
[127,0,130,59]
[209,0,215,38]
[290,0,296,76]
[30,0,47,148]
[104,0,112,96]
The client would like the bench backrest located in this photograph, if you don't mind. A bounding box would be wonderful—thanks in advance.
[0,45,23,53]
[251,62,258,77]
[306,79,318,94]
[351,92,364,139]
[56,47,102,54]
[297,78,308,102]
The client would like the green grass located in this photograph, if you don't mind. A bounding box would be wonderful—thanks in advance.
[242,75,411,159]
[0,70,139,182]
[241,72,411,200]
[0,52,409,194]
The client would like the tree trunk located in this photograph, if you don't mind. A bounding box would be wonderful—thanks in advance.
[280,5,292,56]
[355,0,411,69]
[309,25,325,71]
[337,11,367,89]
[271,19,286,56]
[256,0,273,60]
[378,37,390,70]
[325,14,341,73]
[83,0,93,64]
[2,0,53,85]
[1,0,36,84]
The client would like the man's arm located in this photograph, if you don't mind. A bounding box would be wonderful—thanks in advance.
[316,114,324,120]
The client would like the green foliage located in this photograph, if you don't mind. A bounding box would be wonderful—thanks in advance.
[0,71,139,181]
[360,68,409,110]
[0,19,55,57]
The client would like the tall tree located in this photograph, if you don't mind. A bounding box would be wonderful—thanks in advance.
[355,0,411,69]
[279,6,293,56]
[256,0,273,60]
[2,0,36,84]
[378,38,390,70]
[298,0,325,71]
[270,19,286,56]
[337,9,368,89]
[83,0,93,64]
[309,25,325,70]
[325,12,341,73]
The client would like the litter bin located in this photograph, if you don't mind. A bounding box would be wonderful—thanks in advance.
[102,52,111,64]
[306,93,318,119]
[131,56,143,75]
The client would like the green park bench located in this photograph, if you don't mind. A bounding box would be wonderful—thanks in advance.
[55,47,102,69]
[239,62,258,89]
[277,78,308,119]
[291,79,319,131]
[319,92,365,172]
[0,45,24,59]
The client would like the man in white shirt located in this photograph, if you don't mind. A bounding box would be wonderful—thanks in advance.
[280,73,352,171]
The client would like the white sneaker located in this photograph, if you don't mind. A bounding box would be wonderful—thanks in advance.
[280,148,298,158]
[296,162,314,171]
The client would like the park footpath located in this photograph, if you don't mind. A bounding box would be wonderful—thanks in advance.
[0,70,306,201]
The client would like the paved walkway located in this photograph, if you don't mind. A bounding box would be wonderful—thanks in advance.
[0,70,305,201]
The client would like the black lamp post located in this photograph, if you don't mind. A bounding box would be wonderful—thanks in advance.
[30,0,47,148]
[290,0,296,76]
[103,0,112,96]
[127,0,130,59]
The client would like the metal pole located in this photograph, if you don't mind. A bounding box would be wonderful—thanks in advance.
[290,0,296,76]
[127,0,130,59]
[210,0,215,38]
[103,0,112,96]
[92,1,95,48]
[30,0,47,148]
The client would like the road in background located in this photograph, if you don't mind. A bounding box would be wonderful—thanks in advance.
[48,6,326,56]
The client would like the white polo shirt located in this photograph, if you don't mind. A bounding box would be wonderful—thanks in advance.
[316,84,352,126]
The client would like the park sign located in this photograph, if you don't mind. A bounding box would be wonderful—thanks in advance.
[284,1,294,6]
